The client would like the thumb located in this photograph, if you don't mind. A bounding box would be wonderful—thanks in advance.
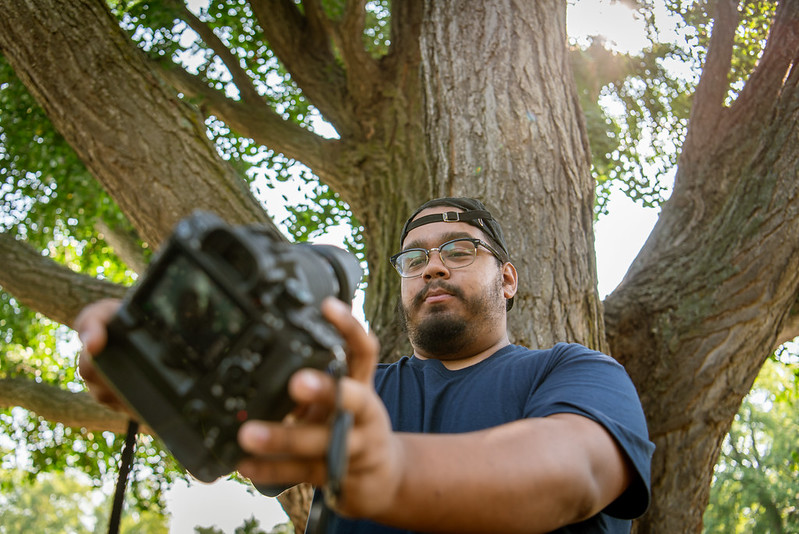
[321,297,379,384]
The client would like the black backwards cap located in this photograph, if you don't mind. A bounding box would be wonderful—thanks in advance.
[399,197,514,310]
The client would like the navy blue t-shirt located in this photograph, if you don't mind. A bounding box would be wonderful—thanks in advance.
[312,343,654,533]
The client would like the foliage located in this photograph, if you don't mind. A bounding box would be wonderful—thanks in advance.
[703,343,799,533]
[0,468,169,533]
[279,171,365,255]
[572,0,778,215]
[569,35,688,213]
[569,1,695,214]
[1,404,184,513]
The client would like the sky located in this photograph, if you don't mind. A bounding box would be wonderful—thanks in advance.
[164,1,665,531]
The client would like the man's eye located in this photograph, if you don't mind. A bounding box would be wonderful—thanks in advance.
[444,243,474,257]
[405,254,426,269]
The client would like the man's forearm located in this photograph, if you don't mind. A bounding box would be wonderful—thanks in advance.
[368,414,631,534]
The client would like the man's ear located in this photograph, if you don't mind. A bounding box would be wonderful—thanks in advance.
[502,262,518,299]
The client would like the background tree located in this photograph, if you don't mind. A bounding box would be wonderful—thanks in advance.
[1,1,798,532]
[702,344,799,533]
[196,516,294,533]
[0,468,169,533]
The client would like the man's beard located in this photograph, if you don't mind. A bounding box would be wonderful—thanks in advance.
[397,275,504,358]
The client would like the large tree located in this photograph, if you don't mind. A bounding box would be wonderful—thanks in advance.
[0,1,798,532]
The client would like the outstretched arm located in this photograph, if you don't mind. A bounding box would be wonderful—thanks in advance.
[237,298,633,534]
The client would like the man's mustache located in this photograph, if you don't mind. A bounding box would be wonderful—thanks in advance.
[411,281,465,309]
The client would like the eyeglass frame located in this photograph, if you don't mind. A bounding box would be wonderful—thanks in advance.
[389,237,505,278]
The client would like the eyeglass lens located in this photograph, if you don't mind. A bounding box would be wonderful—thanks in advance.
[395,239,478,276]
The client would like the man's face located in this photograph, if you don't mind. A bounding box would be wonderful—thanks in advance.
[397,206,513,359]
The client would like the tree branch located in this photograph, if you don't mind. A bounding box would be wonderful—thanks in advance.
[0,377,130,434]
[174,1,264,106]
[331,0,383,104]
[93,220,148,275]
[0,233,127,328]
[249,0,353,134]
[729,0,799,124]
[381,0,424,72]
[159,64,338,180]
[684,0,739,143]
[299,0,335,42]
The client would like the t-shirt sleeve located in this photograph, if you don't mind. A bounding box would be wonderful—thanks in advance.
[523,343,655,520]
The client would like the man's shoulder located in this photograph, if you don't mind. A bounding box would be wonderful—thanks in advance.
[492,342,615,366]
[376,355,413,371]
[372,343,618,383]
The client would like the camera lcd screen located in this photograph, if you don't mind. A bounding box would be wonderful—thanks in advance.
[137,253,248,372]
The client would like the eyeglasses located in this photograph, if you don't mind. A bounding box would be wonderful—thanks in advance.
[390,238,503,278]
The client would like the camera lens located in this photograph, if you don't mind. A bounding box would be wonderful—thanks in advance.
[298,244,362,302]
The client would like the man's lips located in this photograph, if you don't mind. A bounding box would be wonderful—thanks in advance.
[423,288,454,304]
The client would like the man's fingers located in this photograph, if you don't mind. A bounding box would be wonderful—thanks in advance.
[239,420,331,458]
[74,298,121,355]
[74,299,128,410]
[238,361,394,493]
[238,455,327,487]
[239,370,377,455]
[288,369,378,425]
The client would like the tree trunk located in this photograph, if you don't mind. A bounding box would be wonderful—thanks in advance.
[417,0,604,352]
[605,2,799,531]
[276,484,314,534]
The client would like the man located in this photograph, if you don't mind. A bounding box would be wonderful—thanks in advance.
[77,197,653,533]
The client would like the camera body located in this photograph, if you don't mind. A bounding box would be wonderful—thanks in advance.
[93,211,362,485]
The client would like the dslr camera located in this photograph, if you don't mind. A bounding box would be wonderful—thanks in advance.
[94,211,362,485]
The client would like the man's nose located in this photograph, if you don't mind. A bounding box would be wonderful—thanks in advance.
[422,250,450,280]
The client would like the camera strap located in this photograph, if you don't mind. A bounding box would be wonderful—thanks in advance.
[325,358,353,505]
[108,419,139,534]
[306,356,353,534]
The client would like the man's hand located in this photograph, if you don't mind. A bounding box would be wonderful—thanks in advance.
[237,297,405,519]
[74,298,131,414]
